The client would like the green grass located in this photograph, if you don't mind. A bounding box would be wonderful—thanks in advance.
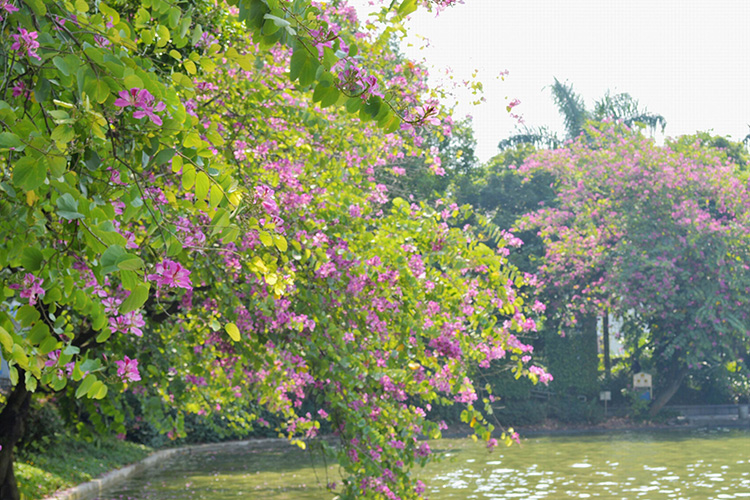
[16,433,152,500]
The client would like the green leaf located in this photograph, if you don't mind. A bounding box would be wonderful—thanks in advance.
[195,171,209,200]
[168,6,181,28]
[225,322,241,342]
[53,56,75,76]
[76,374,97,399]
[209,186,223,208]
[27,322,50,344]
[11,344,29,369]
[96,328,112,343]
[25,372,37,392]
[183,131,202,149]
[259,231,273,247]
[12,156,46,191]
[48,155,68,178]
[51,124,76,144]
[0,132,23,150]
[39,336,59,355]
[320,87,341,108]
[312,80,331,103]
[56,192,84,220]
[182,164,196,190]
[91,381,108,399]
[26,0,46,15]
[274,235,288,252]
[15,305,40,327]
[119,283,149,314]
[0,326,13,354]
[21,247,44,271]
[289,51,303,82]
[152,148,175,166]
[100,245,126,274]
[117,255,144,271]
[397,0,417,16]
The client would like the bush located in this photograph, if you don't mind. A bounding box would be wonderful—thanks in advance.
[493,398,548,426]
[16,398,65,457]
[549,396,604,424]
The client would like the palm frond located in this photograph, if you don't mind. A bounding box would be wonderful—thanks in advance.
[549,78,589,140]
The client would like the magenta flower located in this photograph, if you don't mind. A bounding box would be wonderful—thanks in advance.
[115,355,141,382]
[147,259,192,290]
[11,28,41,61]
[133,100,167,126]
[0,0,19,21]
[114,88,167,126]
[45,350,61,368]
[113,88,142,109]
[109,310,145,336]
[9,273,45,305]
[11,81,28,99]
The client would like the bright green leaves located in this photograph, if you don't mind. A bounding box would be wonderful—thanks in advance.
[56,192,84,220]
[76,373,108,399]
[225,322,241,342]
[120,284,150,314]
[20,248,44,272]
[396,0,418,18]
[259,230,273,247]
[11,156,46,192]
[99,245,126,274]
[312,78,341,108]
[262,13,294,36]
[0,327,12,354]
[238,0,271,31]
[0,132,23,150]
[289,43,320,87]
[100,245,144,276]
[195,171,210,200]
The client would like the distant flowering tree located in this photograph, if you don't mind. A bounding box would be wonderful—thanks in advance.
[0,0,551,498]
[518,122,750,415]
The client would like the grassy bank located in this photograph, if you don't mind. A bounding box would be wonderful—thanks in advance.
[16,433,152,500]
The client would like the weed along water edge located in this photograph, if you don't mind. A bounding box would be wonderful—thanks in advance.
[92,429,750,500]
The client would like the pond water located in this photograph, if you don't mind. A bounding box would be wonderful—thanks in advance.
[95,428,750,500]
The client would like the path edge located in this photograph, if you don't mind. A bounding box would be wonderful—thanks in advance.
[42,438,285,500]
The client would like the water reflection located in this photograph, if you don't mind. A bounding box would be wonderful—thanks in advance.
[96,428,750,500]
[427,429,750,500]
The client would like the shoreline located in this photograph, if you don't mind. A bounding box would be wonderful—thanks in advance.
[443,415,750,439]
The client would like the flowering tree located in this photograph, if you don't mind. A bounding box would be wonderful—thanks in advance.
[518,123,750,415]
[0,0,551,498]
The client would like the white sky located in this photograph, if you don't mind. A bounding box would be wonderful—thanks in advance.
[352,0,750,162]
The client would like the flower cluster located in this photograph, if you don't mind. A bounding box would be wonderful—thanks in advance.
[9,273,45,305]
[115,355,141,382]
[114,88,167,125]
[0,0,18,21]
[11,28,41,60]
[147,259,192,290]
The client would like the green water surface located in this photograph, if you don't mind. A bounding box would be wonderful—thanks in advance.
[95,428,750,499]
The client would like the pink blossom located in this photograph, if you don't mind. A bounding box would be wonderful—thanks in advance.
[147,259,192,290]
[0,0,19,20]
[115,355,141,382]
[114,88,167,125]
[11,28,41,60]
[10,273,45,305]
[45,350,60,368]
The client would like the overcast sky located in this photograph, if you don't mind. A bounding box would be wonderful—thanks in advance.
[352,0,750,162]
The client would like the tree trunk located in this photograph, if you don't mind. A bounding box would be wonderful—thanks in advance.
[0,378,31,500]
[648,366,689,417]
[602,312,611,377]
